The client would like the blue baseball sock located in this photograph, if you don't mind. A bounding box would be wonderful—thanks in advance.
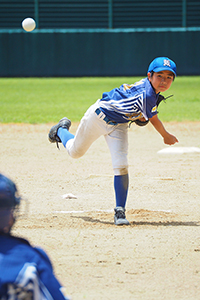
[57,127,74,148]
[114,174,129,208]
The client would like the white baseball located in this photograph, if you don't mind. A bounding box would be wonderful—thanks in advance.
[22,18,36,32]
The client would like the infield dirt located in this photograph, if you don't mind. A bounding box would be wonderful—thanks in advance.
[1,122,200,300]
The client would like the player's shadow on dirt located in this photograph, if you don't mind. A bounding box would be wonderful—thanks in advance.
[71,216,113,225]
[71,216,200,227]
[130,221,200,227]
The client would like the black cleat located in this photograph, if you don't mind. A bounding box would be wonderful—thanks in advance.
[48,117,71,148]
[114,207,130,226]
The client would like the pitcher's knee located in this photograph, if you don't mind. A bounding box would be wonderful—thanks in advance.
[113,167,128,176]
[67,149,85,159]
[66,140,85,158]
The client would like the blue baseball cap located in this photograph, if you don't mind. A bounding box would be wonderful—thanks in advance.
[147,57,177,76]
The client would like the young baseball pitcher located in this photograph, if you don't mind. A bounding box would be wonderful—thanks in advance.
[48,57,178,225]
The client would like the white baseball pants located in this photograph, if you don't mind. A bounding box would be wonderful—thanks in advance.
[65,100,129,176]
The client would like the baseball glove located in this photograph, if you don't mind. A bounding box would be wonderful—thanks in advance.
[133,94,173,127]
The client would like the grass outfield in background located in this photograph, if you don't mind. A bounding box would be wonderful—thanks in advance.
[0,76,199,123]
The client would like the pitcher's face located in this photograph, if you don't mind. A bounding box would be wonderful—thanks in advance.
[148,71,174,94]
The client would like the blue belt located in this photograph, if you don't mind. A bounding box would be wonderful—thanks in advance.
[95,108,118,125]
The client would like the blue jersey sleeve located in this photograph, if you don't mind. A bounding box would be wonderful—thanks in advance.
[146,98,158,118]
[144,78,158,119]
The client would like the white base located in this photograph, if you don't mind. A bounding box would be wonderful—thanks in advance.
[157,147,200,154]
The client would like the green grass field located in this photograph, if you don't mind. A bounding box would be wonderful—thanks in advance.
[0,76,199,123]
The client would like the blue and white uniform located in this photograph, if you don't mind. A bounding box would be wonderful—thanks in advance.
[0,233,69,300]
[61,77,158,172]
